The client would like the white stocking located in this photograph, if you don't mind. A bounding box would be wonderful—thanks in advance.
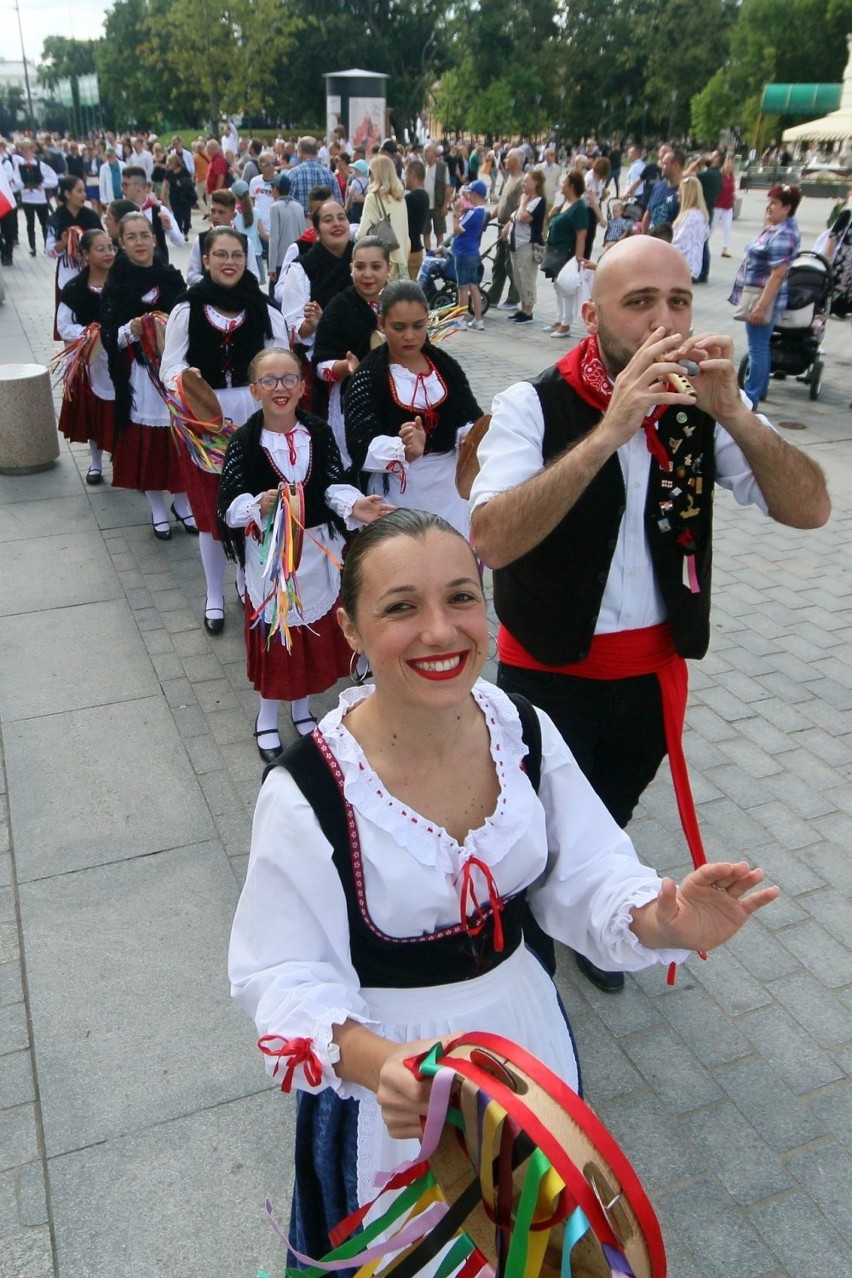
[145,489,169,525]
[198,532,226,610]
[88,442,103,470]
[256,697,281,745]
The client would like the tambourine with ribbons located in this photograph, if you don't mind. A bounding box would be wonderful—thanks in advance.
[165,368,238,474]
[267,1033,666,1278]
[456,414,492,501]
[61,224,85,271]
[50,322,103,400]
[428,302,468,346]
[136,310,169,374]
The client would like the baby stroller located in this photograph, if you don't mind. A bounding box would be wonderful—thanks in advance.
[418,242,494,316]
[737,252,833,401]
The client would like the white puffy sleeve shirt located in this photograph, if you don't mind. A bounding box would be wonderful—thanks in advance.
[228,681,687,1097]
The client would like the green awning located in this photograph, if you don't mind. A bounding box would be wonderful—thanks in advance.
[761,84,842,114]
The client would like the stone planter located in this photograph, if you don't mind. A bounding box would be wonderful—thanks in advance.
[0,363,60,475]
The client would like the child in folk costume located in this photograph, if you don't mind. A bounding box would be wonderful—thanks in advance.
[345,280,482,537]
[100,212,193,540]
[217,348,393,757]
[160,228,289,635]
[55,229,116,485]
[46,175,103,336]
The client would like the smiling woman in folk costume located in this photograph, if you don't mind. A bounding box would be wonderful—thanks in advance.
[345,280,482,536]
[160,228,289,635]
[217,348,393,758]
[312,236,390,467]
[100,211,191,539]
[227,508,779,1270]
[55,229,116,485]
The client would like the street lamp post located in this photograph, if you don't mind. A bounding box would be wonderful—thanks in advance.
[668,90,678,140]
[13,0,35,128]
[601,98,608,138]
[624,94,632,140]
[642,100,649,144]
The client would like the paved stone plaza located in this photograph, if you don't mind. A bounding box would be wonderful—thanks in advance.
[0,189,850,1277]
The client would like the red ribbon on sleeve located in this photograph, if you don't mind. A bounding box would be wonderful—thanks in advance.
[257,1035,324,1092]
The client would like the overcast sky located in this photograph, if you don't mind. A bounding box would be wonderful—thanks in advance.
[1,1,108,65]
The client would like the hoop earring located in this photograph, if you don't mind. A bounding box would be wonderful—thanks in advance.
[350,649,372,686]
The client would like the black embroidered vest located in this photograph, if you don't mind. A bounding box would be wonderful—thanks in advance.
[493,368,717,665]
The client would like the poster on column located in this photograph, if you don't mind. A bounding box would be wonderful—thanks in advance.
[350,98,385,152]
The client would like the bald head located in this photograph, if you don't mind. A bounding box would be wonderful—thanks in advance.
[592,236,691,304]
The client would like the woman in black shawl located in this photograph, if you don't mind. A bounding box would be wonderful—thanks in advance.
[100,211,189,539]
[55,228,116,484]
[345,280,482,537]
[312,235,390,467]
[274,199,355,411]
[160,227,289,633]
[46,175,103,337]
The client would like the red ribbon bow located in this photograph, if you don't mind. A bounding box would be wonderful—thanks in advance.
[458,855,504,952]
[385,459,407,492]
[257,1035,323,1092]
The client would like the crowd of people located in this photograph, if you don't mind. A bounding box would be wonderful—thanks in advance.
[0,116,835,1270]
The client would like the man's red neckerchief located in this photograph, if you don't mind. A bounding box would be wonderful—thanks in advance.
[556,335,672,471]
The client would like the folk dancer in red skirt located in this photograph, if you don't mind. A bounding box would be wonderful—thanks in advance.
[100,211,193,540]
[55,228,116,484]
[217,347,393,758]
[46,175,103,338]
[161,227,289,634]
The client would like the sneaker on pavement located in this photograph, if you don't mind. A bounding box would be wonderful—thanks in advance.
[472,319,485,330]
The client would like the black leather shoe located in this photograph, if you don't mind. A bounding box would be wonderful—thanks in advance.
[254,720,282,764]
[203,606,225,635]
[575,952,625,994]
[170,501,199,535]
[152,518,172,541]
[86,467,103,485]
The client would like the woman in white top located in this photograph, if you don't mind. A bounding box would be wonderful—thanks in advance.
[355,154,410,281]
[672,176,710,282]
[228,507,778,1263]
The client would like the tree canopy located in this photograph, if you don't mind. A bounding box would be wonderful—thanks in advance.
[32,0,852,144]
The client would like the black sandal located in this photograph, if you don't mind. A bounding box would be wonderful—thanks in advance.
[86,467,103,485]
[290,710,318,738]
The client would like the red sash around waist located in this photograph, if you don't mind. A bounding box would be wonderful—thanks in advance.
[500,623,707,956]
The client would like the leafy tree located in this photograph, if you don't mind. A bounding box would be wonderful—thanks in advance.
[38,35,100,133]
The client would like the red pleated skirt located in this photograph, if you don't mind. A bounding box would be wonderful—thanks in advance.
[58,378,115,451]
[244,596,352,700]
[112,423,184,492]
[174,433,220,536]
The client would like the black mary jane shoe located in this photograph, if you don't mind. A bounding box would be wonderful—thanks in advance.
[290,710,318,738]
[85,467,103,486]
[170,501,199,535]
[574,952,625,994]
[254,720,283,764]
[152,517,172,541]
[203,604,225,636]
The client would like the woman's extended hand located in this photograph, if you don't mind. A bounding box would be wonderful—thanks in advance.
[377,1038,446,1140]
[352,495,396,524]
[128,317,144,338]
[400,415,427,461]
[630,861,779,952]
[300,300,322,337]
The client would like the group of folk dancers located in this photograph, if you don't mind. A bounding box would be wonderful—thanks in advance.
[53,195,482,758]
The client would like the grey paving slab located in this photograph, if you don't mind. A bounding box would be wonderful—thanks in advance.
[19,841,265,1156]
[655,1176,777,1278]
[0,598,159,721]
[47,1089,294,1278]
[0,457,83,505]
[0,528,122,618]
[679,1102,793,1205]
[6,696,215,881]
[0,493,94,544]
[750,1191,852,1277]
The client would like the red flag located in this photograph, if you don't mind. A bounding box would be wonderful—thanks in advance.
[0,162,14,220]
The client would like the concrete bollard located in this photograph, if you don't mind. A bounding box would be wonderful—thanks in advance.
[0,363,60,475]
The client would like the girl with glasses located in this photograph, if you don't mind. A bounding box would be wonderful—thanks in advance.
[217,347,393,755]
[160,228,289,633]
